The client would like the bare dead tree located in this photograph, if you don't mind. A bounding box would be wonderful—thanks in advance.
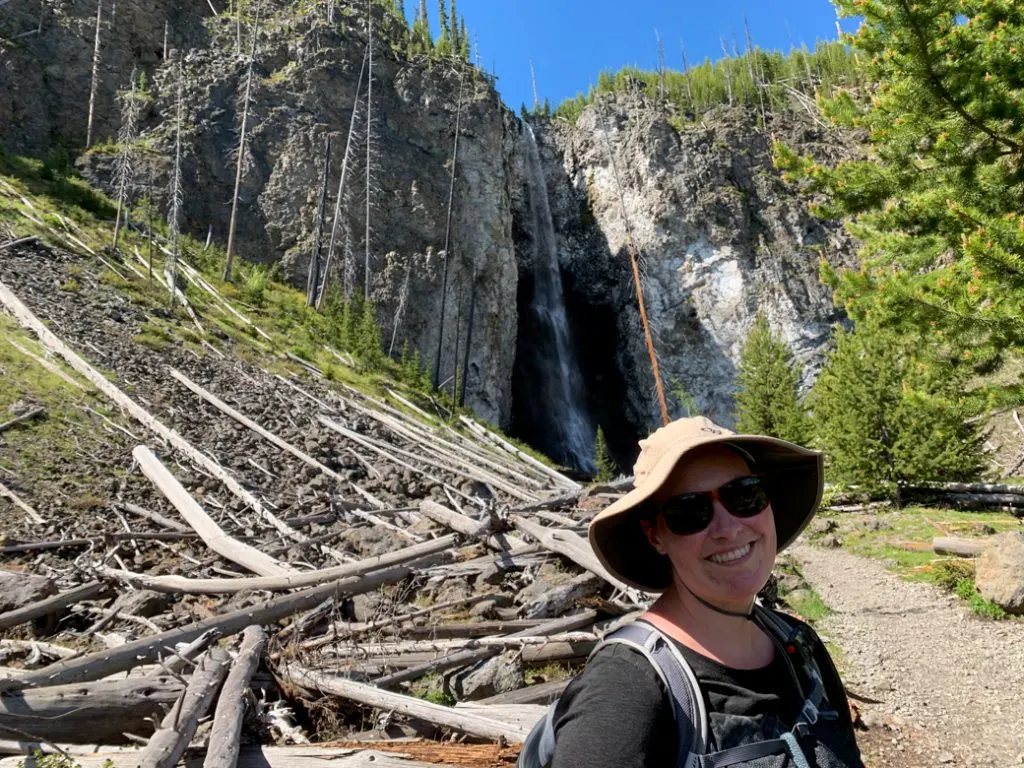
[744,18,767,128]
[112,69,143,251]
[167,58,185,307]
[681,42,694,111]
[317,46,368,311]
[147,160,155,281]
[85,0,103,148]
[388,263,412,358]
[306,134,333,307]
[459,271,475,408]
[529,58,539,112]
[655,29,666,102]
[363,0,373,299]
[163,21,168,60]
[224,0,261,282]
[431,70,465,389]
[720,37,733,106]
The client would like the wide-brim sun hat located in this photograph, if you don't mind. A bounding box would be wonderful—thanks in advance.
[589,416,823,592]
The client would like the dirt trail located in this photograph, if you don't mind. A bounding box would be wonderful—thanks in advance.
[790,542,1024,768]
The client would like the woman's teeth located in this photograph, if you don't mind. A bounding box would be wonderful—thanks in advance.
[707,542,753,564]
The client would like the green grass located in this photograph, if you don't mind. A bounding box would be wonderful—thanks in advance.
[812,506,1017,619]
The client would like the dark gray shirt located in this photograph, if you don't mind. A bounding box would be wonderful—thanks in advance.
[550,621,860,768]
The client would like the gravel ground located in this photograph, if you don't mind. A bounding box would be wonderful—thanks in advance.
[791,542,1024,768]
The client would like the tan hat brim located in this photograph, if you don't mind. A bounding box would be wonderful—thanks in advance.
[588,434,824,592]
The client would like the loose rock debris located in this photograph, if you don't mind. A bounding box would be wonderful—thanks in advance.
[0,242,641,766]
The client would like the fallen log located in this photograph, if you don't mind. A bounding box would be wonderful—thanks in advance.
[904,481,1024,496]
[15,563,425,688]
[205,626,266,768]
[932,537,986,558]
[0,675,183,744]
[100,536,456,594]
[419,501,526,551]
[511,515,648,601]
[118,501,190,533]
[475,678,569,706]
[319,417,477,505]
[0,481,44,526]
[0,278,308,544]
[0,531,194,555]
[140,649,230,768]
[280,663,532,743]
[458,415,580,492]
[5,339,87,391]
[0,407,44,434]
[0,745,466,767]
[372,610,599,689]
[134,445,291,577]
[0,582,109,632]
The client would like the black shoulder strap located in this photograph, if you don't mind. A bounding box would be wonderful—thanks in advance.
[596,622,707,768]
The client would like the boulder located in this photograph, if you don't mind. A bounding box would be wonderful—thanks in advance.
[443,650,523,702]
[0,569,56,613]
[976,532,1024,614]
[111,589,172,619]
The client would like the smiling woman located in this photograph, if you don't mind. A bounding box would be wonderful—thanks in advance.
[523,416,865,768]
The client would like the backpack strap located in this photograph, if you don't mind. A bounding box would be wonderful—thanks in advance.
[595,621,708,768]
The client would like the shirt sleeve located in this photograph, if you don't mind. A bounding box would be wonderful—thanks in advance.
[550,644,676,768]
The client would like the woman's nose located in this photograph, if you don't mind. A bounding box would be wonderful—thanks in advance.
[707,498,744,537]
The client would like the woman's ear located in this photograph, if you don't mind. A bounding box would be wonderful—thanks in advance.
[640,516,669,556]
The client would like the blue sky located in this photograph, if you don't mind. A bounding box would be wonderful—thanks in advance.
[402,0,859,110]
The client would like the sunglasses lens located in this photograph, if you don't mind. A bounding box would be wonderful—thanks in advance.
[719,476,769,518]
[660,494,714,536]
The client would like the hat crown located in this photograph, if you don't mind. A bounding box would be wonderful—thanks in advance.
[633,416,734,484]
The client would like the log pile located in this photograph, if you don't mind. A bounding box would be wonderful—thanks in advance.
[902,482,1024,517]
[0,249,650,767]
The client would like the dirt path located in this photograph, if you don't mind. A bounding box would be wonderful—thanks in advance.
[790,542,1024,768]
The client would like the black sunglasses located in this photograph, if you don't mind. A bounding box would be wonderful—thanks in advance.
[652,475,771,536]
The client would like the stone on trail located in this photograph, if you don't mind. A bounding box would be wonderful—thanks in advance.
[975,531,1024,614]
[0,569,56,613]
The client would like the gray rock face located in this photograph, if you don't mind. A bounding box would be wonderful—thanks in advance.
[976,532,1024,614]
[535,96,858,447]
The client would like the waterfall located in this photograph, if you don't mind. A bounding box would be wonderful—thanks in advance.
[522,124,595,472]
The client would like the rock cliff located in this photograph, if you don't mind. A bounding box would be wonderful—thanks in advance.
[1,1,862,466]
[518,96,858,461]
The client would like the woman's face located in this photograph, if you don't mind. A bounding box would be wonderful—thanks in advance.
[641,445,777,612]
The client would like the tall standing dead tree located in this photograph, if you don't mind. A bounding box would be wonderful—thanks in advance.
[317,46,368,311]
[306,134,333,307]
[431,70,465,389]
[167,58,185,307]
[85,0,103,148]
[363,0,374,299]
[224,0,261,282]
[112,69,143,250]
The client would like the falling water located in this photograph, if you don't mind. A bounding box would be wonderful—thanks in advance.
[522,124,594,472]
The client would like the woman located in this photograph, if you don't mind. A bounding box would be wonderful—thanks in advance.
[549,416,863,768]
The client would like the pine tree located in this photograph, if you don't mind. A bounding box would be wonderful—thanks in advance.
[775,0,1024,387]
[356,297,383,369]
[459,17,469,60]
[435,0,451,55]
[734,313,811,445]
[811,323,987,495]
[449,0,459,51]
[594,427,615,483]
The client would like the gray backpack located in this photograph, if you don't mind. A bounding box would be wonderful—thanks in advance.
[516,605,840,768]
